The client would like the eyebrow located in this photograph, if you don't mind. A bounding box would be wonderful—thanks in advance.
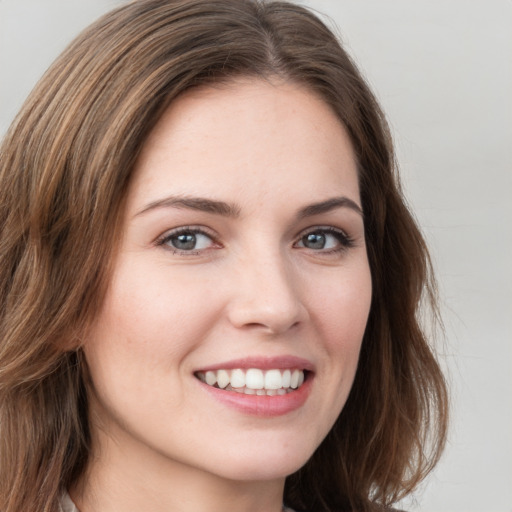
[135,196,241,218]
[135,195,363,219]
[297,196,363,219]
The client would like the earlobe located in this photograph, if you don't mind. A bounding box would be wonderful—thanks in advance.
[53,328,87,353]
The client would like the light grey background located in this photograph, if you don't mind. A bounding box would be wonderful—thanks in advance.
[1,1,511,511]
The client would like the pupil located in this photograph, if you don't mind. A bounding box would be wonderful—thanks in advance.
[305,232,325,249]
[173,233,196,250]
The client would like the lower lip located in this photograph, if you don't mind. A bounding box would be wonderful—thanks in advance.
[197,376,313,417]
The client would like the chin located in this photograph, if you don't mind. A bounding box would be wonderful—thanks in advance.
[204,443,314,482]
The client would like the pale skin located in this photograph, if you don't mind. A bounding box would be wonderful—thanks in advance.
[73,78,373,512]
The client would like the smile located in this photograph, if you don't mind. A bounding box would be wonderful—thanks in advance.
[195,368,306,396]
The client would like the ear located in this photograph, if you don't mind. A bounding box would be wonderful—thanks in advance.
[53,325,88,353]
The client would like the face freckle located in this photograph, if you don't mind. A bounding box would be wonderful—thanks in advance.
[83,78,372,486]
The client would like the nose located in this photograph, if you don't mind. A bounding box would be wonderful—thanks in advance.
[226,251,308,335]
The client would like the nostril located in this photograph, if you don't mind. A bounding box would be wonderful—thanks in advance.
[238,320,302,335]
[226,264,308,334]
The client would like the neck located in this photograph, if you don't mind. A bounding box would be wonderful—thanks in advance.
[71,422,286,512]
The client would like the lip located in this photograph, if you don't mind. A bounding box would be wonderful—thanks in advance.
[195,355,315,372]
[194,355,315,417]
[196,375,313,417]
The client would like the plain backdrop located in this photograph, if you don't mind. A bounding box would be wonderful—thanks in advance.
[1,1,511,511]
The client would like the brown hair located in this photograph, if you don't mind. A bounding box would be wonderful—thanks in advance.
[0,1,448,511]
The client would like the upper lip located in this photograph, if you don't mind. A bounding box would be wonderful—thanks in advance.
[195,355,315,373]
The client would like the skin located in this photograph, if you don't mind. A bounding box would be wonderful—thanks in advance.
[75,78,372,512]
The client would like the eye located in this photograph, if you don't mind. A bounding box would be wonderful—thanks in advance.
[157,227,217,252]
[295,227,353,252]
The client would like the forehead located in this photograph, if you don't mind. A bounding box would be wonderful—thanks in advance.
[128,78,360,213]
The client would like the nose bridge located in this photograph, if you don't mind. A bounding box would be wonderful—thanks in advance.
[227,243,306,334]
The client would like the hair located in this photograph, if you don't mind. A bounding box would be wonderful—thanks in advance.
[0,1,448,511]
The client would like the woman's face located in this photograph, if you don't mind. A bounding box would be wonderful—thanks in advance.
[83,79,372,484]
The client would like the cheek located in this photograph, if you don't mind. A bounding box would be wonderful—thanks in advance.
[82,272,212,421]
[298,265,372,444]
[84,261,226,380]
[310,265,372,351]
[310,263,372,408]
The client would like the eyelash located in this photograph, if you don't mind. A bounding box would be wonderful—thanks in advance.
[155,225,355,256]
[296,226,355,254]
[156,226,219,255]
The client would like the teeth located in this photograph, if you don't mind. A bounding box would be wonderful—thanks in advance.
[290,369,300,389]
[196,368,307,395]
[246,369,264,389]
[230,369,245,388]
[205,371,217,386]
[264,369,282,390]
[217,369,230,389]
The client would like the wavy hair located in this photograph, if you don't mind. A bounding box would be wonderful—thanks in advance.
[0,1,448,511]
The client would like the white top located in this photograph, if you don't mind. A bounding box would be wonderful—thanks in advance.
[59,493,79,512]
[59,493,296,512]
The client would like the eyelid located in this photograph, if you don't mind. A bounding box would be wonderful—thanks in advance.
[155,225,221,250]
[153,224,355,256]
[294,225,355,252]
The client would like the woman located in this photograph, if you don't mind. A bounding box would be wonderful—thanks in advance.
[0,1,448,511]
